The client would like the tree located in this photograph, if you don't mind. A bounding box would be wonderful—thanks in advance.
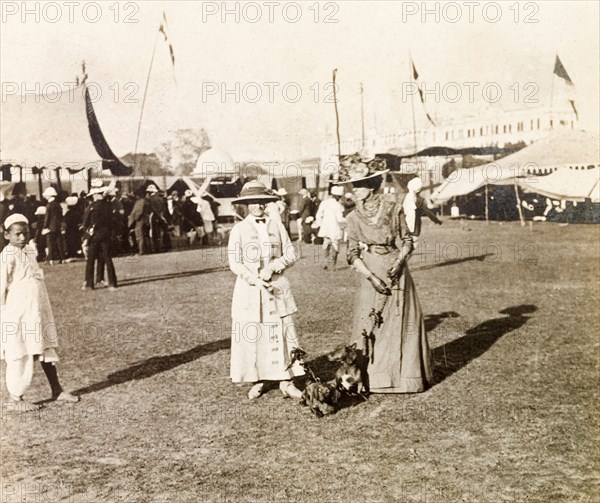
[121,153,168,176]
[155,129,211,176]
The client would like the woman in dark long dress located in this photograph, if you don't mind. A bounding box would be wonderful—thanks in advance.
[338,153,433,393]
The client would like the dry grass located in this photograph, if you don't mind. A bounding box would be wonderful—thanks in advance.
[1,220,599,502]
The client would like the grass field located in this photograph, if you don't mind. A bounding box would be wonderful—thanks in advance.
[2,220,599,503]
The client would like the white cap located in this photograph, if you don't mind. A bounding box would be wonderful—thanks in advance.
[34,206,47,216]
[90,178,104,188]
[4,213,29,229]
[65,196,78,206]
[42,187,57,199]
[184,189,193,197]
[146,185,158,193]
[331,185,344,197]
[277,188,288,196]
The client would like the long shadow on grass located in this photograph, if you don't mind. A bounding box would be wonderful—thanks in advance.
[432,304,537,385]
[413,253,493,271]
[117,267,229,287]
[73,338,230,396]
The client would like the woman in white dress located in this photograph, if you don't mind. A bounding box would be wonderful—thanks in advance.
[228,181,304,399]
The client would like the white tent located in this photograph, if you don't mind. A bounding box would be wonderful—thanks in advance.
[519,166,600,203]
[1,84,102,171]
[431,130,600,204]
[192,148,236,177]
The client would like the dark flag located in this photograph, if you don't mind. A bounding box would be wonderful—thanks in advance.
[411,59,419,81]
[553,55,573,84]
[411,57,436,127]
[85,88,132,176]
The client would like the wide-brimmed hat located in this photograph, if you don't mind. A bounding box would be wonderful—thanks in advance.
[88,187,106,197]
[232,180,278,205]
[336,152,388,184]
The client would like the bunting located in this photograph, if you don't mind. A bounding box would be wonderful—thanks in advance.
[569,99,578,121]
[159,12,176,67]
[410,57,436,127]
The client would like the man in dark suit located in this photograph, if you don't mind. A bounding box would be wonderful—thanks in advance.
[42,186,63,264]
[81,188,118,290]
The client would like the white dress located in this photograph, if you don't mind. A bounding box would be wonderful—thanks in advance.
[0,244,59,362]
[228,216,304,382]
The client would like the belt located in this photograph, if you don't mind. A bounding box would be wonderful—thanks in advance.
[366,243,397,255]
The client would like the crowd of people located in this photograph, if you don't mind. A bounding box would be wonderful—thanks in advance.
[0,184,221,263]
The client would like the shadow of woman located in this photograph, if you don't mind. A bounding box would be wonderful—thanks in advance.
[432,304,537,386]
[425,311,461,333]
[73,338,230,396]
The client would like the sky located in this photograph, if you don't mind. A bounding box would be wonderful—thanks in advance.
[1,1,599,162]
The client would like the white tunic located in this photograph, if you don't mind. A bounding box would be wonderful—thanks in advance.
[315,197,346,241]
[0,244,59,361]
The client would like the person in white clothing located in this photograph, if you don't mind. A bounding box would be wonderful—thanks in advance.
[314,185,346,270]
[1,214,79,411]
[227,181,304,400]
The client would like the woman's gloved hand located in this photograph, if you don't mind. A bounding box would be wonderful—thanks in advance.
[259,265,273,281]
[387,258,404,281]
[368,274,391,296]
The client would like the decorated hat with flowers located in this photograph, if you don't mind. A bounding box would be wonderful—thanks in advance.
[336,149,388,184]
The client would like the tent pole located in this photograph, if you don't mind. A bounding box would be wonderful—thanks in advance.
[37,171,43,198]
[485,184,489,223]
[19,167,23,183]
[55,168,62,192]
[549,54,555,131]
[514,182,525,227]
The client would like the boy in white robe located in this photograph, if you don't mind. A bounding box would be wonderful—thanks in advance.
[1,214,79,411]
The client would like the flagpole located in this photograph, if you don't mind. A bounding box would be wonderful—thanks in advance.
[549,54,556,131]
[409,53,417,153]
[360,82,365,148]
[134,28,161,175]
[332,69,341,157]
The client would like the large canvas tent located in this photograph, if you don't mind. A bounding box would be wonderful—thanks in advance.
[431,130,600,204]
[0,83,131,186]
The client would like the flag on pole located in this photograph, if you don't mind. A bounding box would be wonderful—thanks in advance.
[410,57,436,127]
[159,12,175,67]
[411,60,419,81]
[553,55,572,84]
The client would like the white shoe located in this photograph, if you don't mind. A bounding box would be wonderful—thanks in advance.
[279,381,302,399]
[247,383,265,399]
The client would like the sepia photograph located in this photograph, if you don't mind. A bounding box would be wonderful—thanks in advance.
[1,1,599,502]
